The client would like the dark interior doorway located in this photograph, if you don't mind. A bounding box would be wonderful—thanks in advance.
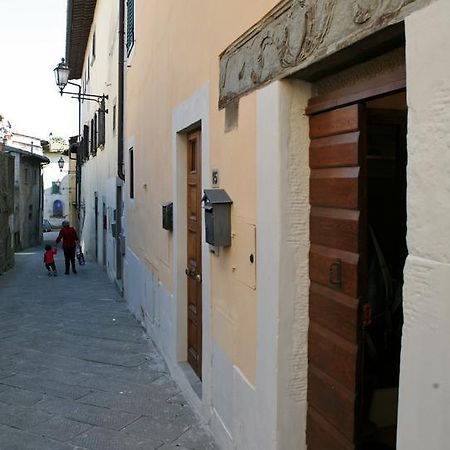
[362,92,407,449]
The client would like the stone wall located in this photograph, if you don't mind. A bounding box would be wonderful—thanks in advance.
[0,144,15,274]
[397,1,450,448]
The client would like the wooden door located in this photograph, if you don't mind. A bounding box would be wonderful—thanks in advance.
[307,103,366,449]
[186,130,202,379]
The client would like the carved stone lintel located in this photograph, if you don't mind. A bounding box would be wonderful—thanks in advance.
[219,0,430,108]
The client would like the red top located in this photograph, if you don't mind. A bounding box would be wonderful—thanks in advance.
[56,227,79,249]
[44,248,57,264]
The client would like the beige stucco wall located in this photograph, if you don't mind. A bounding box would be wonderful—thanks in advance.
[398,1,450,448]
[125,0,280,384]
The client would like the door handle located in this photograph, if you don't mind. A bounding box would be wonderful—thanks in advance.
[329,259,342,288]
[196,273,202,282]
[185,268,193,277]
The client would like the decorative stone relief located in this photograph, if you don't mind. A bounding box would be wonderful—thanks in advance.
[219,0,431,108]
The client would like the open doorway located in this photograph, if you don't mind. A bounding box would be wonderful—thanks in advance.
[306,76,408,449]
[362,92,407,449]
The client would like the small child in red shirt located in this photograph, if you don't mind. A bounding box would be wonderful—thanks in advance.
[44,244,58,277]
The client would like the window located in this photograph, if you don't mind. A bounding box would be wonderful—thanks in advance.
[90,116,97,156]
[83,125,90,161]
[52,181,60,194]
[126,0,135,56]
[92,31,96,61]
[98,102,105,146]
[94,113,98,151]
[129,147,134,199]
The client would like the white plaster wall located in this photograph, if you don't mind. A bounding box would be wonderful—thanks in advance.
[76,0,119,283]
[252,80,310,450]
[42,153,69,227]
[398,2,450,449]
[79,160,118,281]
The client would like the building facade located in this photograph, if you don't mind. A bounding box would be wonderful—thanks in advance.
[0,143,15,273]
[42,139,70,228]
[65,0,123,284]
[63,1,450,449]
[4,145,47,250]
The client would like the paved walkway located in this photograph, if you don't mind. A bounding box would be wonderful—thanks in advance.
[0,233,217,450]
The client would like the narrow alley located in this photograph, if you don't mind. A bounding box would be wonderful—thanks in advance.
[0,233,217,450]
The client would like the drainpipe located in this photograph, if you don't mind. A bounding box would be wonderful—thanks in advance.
[116,0,125,284]
[118,0,125,181]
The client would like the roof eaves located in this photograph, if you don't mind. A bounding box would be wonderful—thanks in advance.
[65,0,97,80]
[5,146,50,164]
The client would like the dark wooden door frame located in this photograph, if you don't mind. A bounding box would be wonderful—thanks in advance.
[306,66,406,115]
[306,72,407,449]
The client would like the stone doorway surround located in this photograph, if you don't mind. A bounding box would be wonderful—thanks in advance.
[219,0,433,109]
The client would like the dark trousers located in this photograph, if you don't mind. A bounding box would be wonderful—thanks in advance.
[64,247,77,273]
[45,263,56,272]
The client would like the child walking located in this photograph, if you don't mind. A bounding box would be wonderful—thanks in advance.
[44,244,58,277]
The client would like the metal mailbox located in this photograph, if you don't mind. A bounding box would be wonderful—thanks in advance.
[203,189,233,247]
[162,202,173,231]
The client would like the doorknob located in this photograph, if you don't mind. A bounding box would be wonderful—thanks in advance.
[185,268,193,277]
[196,273,202,282]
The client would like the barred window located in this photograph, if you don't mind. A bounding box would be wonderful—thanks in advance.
[126,0,135,56]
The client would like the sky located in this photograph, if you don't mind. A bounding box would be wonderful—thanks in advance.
[0,0,78,141]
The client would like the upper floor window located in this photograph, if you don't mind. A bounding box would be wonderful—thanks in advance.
[92,31,96,61]
[129,147,134,199]
[52,181,60,194]
[98,102,106,146]
[112,103,117,135]
[126,0,135,56]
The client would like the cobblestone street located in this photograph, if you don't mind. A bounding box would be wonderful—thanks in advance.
[0,233,216,450]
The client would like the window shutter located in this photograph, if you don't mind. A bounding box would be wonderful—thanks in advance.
[94,113,98,153]
[126,0,134,56]
[83,125,89,161]
[98,100,106,146]
[90,118,96,156]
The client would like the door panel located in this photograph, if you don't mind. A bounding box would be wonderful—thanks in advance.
[186,130,202,379]
[308,408,355,450]
[310,167,360,210]
[309,105,360,139]
[307,103,365,449]
[310,207,360,253]
[308,366,356,439]
[309,283,359,343]
[309,244,359,298]
[310,132,360,169]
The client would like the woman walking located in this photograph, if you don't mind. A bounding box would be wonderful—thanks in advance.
[56,220,79,275]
